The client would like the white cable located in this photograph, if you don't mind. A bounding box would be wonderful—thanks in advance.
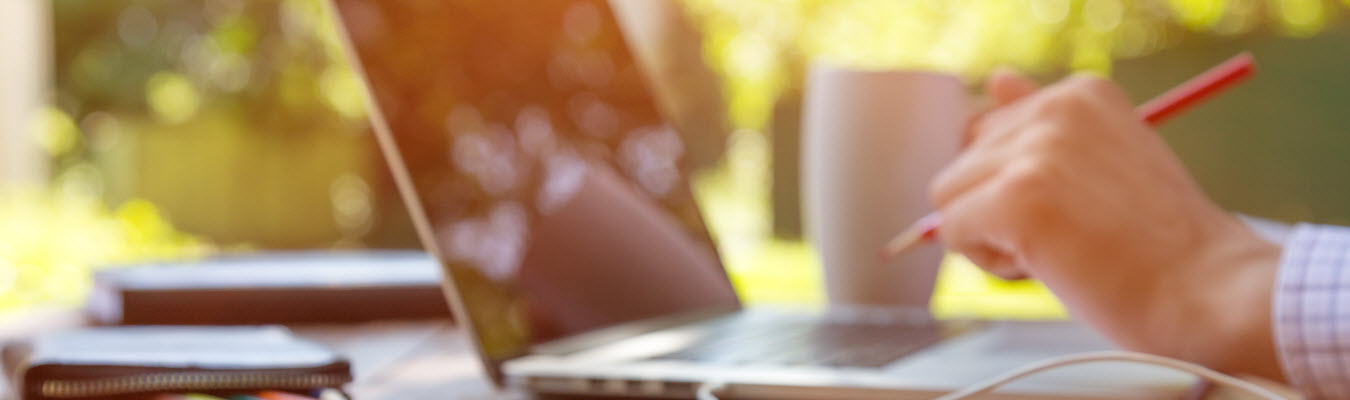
[933,351,1286,400]
[696,380,726,400]
[693,351,1288,400]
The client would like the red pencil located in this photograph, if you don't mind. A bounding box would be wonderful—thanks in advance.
[879,52,1256,262]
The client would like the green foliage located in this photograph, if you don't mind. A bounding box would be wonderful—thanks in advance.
[50,0,368,161]
[0,183,205,309]
[26,0,1347,315]
[679,0,1347,129]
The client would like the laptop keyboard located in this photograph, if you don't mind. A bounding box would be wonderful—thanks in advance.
[652,315,946,368]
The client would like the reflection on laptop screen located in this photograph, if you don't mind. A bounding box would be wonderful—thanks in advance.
[332,0,740,376]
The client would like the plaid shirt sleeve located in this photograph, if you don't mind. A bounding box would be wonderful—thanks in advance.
[1276,223,1350,398]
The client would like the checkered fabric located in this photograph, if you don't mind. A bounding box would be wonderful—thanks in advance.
[1276,223,1350,399]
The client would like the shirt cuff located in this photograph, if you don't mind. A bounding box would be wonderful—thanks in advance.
[1275,223,1350,399]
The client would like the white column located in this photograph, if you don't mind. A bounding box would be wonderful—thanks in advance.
[0,0,51,186]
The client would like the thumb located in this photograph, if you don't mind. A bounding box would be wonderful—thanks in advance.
[986,68,1040,106]
[963,69,1040,147]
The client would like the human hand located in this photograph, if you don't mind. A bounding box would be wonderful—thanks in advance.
[931,70,1283,380]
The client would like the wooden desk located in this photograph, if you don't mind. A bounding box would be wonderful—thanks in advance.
[0,308,1300,400]
[291,321,503,399]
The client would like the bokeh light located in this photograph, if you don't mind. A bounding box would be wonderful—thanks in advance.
[0,186,205,309]
[682,0,1350,130]
[145,72,200,124]
[11,0,1350,317]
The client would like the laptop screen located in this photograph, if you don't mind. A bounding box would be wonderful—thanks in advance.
[330,0,740,380]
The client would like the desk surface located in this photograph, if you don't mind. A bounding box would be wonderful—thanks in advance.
[0,308,504,400]
[0,308,1299,400]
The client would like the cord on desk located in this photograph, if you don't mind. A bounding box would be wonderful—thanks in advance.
[693,351,1287,400]
[696,380,726,400]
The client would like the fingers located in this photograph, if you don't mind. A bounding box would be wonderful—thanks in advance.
[1062,72,1133,110]
[986,68,1041,107]
[957,245,1026,280]
[936,72,1127,282]
[929,143,1011,207]
[965,69,1041,148]
[937,177,1029,280]
[933,119,1053,208]
[988,260,1026,279]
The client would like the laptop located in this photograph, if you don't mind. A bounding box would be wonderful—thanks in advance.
[325,0,1199,398]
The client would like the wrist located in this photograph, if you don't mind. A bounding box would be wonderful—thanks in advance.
[1180,220,1283,380]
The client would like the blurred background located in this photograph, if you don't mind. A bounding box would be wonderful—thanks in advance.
[2,0,1349,318]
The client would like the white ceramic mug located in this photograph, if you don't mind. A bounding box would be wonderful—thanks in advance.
[802,63,968,308]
